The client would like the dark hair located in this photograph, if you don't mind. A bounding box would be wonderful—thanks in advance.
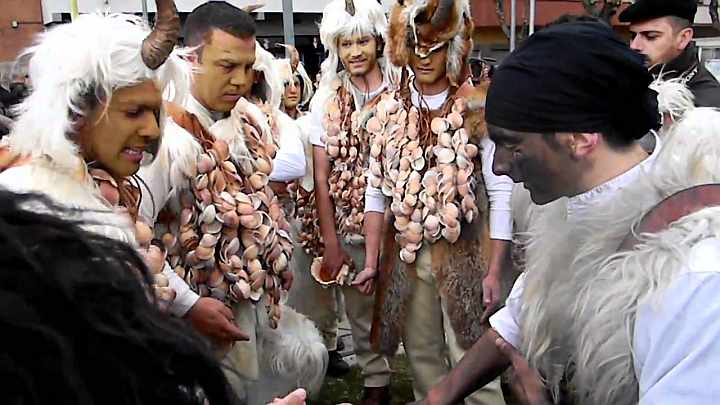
[182,1,256,49]
[541,127,635,150]
[0,190,238,405]
[548,14,608,27]
[668,15,692,32]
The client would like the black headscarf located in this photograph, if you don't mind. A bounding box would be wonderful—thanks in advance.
[486,21,660,141]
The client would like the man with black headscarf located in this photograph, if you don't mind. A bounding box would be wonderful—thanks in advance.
[620,0,720,107]
[414,20,720,405]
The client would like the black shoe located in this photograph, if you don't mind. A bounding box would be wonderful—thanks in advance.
[326,350,351,377]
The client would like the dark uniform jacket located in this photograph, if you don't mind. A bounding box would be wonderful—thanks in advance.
[650,43,720,108]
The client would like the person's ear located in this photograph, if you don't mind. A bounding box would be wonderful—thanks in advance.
[677,27,694,51]
[569,132,600,158]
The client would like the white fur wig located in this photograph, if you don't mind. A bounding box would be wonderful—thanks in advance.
[315,0,399,101]
[253,43,283,111]
[8,13,190,173]
[273,57,315,108]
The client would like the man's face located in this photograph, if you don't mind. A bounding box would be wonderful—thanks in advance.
[192,29,256,113]
[337,33,378,76]
[629,17,692,67]
[409,40,448,86]
[282,76,301,110]
[489,125,578,205]
[77,80,162,178]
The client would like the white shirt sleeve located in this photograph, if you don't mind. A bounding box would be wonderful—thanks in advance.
[308,104,326,147]
[268,114,306,182]
[634,237,720,405]
[138,121,200,317]
[489,272,525,349]
[480,136,514,241]
[164,263,199,317]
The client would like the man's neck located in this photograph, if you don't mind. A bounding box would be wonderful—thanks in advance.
[349,63,383,94]
[284,106,299,119]
[413,76,450,96]
[575,143,649,195]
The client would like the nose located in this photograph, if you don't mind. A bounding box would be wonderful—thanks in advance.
[139,110,161,142]
[629,36,643,52]
[492,147,512,177]
[230,69,250,88]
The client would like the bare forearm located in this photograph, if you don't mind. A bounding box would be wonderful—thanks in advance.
[313,147,340,248]
[427,329,510,405]
[488,239,511,277]
[363,211,384,270]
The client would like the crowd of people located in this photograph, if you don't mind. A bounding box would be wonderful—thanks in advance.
[2,0,720,404]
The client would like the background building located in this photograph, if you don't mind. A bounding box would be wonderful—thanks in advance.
[3,0,720,83]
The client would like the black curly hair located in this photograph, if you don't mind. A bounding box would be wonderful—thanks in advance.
[0,190,239,405]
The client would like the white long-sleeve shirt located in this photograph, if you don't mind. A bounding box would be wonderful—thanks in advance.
[363,84,514,241]
[487,145,720,404]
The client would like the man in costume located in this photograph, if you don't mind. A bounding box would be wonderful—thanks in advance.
[0,0,189,313]
[271,44,354,377]
[274,45,314,120]
[360,0,512,404]
[620,0,720,107]
[416,20,720,405]
[137,2,325,403]
[294,0,397,401]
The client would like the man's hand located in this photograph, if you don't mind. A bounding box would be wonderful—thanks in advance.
[269,388,307,405]
[494,337,551,405]
[351,266,377,295]
[321,243,351,279]
[482,273,502,318]
[185,297,250,345]
[280,270,294,291]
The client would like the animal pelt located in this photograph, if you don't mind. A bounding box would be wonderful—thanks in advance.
[247,305,328,404]
[388,0,474,86]
[373,147,493,354]
[517,107,720,405]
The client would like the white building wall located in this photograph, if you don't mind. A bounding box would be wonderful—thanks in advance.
[41,0,394,20]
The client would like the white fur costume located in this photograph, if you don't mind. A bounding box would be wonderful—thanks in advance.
[490,96,720,403]
[0,12,194,314]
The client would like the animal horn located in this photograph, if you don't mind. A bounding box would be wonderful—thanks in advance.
[431,0,455,31]
[278,44,300,72]
[345,0,356,16]
[141,0,181,70]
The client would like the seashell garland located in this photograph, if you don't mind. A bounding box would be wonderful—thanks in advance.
[159,104,293,328]
[368,93,480,264]
[294,86,372,285]
[90,168,177,311]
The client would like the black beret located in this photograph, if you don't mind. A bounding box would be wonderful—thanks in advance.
[619,0,697,23]
[486,21,660,141]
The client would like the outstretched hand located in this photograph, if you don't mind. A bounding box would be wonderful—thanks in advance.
[351,267,377,295]
[494,337,551,405]
[269,388,307,405]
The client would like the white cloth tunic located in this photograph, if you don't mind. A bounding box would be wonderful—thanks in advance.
[490,141,720,404]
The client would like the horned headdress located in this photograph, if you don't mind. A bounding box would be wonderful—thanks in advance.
[9,0,189,171]
[388,0,474,86]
